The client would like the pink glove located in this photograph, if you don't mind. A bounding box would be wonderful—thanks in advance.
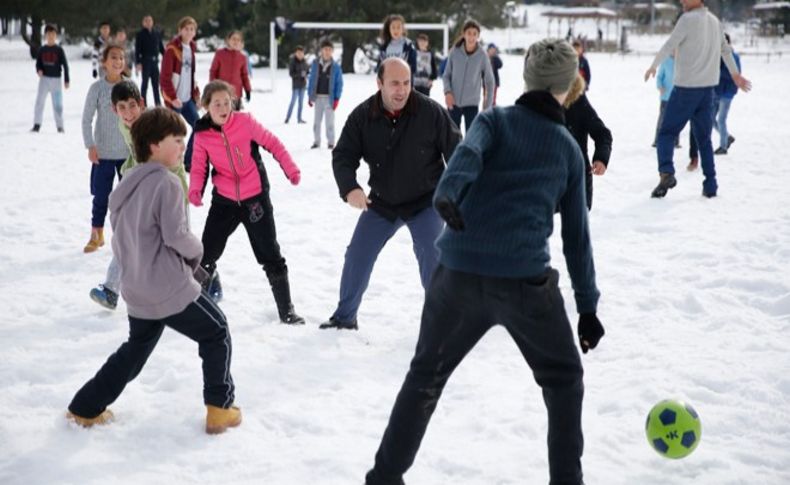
[289,171,301,186]
[188,190,203,207]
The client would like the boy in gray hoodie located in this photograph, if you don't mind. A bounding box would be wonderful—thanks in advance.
[67,108,241,435]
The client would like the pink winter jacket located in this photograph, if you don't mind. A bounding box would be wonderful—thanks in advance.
[190,112,300,203]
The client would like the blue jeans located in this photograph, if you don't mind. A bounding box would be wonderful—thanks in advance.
[286,88,305,122]
[90,159,125,227]
[657,86,717,193]
[449,105,479,133]
[332,206,443,322]
[174,100,199,171]
[716,97,733,150]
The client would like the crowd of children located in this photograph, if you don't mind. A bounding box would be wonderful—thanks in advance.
[29,7,751,483]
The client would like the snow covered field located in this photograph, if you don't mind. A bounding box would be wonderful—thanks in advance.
[1,21,789,485]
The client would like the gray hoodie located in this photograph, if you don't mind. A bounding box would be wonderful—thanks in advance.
[109,162,203,319]
[442,42,495,109]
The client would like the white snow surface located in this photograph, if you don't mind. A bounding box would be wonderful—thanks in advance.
[1,26,790,485]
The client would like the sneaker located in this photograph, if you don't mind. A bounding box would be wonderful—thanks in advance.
[727,135,735,148]
[319,316,358,330]
[280,308,306,325]
[31,124,40,132]
[298,119,307,124]
[203,271,223,303]
[651,142,656,148]
[66,409,114,427]
[57,127,65,133]
[686,157,699,171]
[327,144,335,150]
[310,143,320,149]
[714,147,727,155]
[702,188,717,198]
[83,228,104,253]
[284,118,290,124]
[205,405,242,434]
[90,285,119,310]
[650,173,677,198]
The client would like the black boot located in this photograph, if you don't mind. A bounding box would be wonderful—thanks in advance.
[200,263,223,302]
[267,268,305,325]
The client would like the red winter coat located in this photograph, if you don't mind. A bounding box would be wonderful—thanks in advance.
[160,36,200,109]
[190,112,300,203]
[209,48,251,99]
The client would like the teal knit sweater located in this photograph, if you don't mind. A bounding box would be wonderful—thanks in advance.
[434,92,599,314]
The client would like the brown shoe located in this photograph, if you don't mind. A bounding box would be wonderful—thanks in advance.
[66,409,114,427]
[686,157,699,171]
[83,227,104,253]
[205,405,242,434]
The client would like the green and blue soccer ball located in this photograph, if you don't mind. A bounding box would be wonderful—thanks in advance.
[645,399,701,459]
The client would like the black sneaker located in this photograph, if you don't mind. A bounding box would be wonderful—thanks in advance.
[57,127,65,133]
[327,144,335,150]
[280,307,306,325]
[310,142,319,149]
[702,188,717,198]
[201,271,223,303]
[714,147,727,155]
[319,316,358,330]
[297,119,307,124]
[727,135,735,148]
[651,173,677,198]
[89,285,119,310]
[31,124,40,132]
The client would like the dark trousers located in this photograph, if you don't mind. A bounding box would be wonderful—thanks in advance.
[68,293,235,418]
[449,105,479,133]
[367,266,585,485]
[657,86,717,193]
[332,206,442,323]
[653,100,679,147]
[201,191,286,277]
[90,158,125,227]
[140,58,161,106]
[689,94,721,159]
[174,100,199,172]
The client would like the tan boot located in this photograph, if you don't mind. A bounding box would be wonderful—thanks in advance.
[83,227,105,253]
[66,409,114,427]
[205,405,242,434]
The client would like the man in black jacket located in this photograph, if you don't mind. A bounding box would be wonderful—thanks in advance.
[135,15,165,106]
[320,58,462,330]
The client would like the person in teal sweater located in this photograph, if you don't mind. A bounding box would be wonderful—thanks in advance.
[366,39,604,485]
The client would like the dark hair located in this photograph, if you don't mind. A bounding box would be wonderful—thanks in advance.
[101,43,126,62]
[225,30,242,40]
[453,19,481,48]
[99,20,111,28]
[320,39,334,49]
[111,80,142,105]
[200,79,237,108]
[381,14,406,45]
[44,24,57,34]
[295,45,304,52]
[131,107,187,162]
[416,33,429,42]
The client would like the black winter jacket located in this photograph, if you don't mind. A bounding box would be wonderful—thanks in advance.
[565,93,612,210]
[332,91,461,221]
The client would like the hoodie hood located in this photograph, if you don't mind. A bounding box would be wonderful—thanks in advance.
[109,162,169,214]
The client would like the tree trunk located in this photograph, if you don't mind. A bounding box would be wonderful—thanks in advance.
[341,36,356,73]
[21,15,42,59]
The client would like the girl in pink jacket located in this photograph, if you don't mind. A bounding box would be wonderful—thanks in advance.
[189,80,304,324]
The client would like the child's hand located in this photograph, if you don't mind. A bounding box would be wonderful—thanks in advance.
[37,70,43,77]
[88,146,99,164]
[172,98,183,109]
[288,171,301,186]
[308,100,314,108]
[188,190,203,207]
[445,93,455,109]
[332,99,339,110]
[592,161,607,175]
[64,82,70,90]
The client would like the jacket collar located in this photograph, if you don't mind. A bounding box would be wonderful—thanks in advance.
[195,112,234,133]
[368,91,417,120]
[515,91,565,125]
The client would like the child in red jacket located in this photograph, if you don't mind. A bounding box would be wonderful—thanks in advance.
[189,80,305,325]
[209,30,252,109]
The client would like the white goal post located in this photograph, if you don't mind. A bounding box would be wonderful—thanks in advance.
[266,21,450,93]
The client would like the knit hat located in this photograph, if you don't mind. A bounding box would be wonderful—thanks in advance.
[523,39,578,94]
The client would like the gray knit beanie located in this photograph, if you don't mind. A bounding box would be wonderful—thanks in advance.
[523,39,579,94]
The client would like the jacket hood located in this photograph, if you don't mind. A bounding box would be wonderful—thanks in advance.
[109,162,169,213]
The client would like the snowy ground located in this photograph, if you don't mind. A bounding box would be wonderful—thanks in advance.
[1,22,790,485]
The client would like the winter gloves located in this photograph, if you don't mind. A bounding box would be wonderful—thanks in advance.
[188,190,203,207]
[435,197,464,231]
[288,171,301,186]
[333,99,339,110]
[578,313,604,354]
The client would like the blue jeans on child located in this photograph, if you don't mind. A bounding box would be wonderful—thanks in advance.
[331,206,443,323]
[657,86,717,194]
[174,100,199,171]
[286,88,305,122]
[715,97,733,150]
[90,159,125,227]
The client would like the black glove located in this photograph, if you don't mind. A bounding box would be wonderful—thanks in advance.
[578,313,604,354]
[92,69,97,79]
[245,90,251,102]
[435,197,464,231]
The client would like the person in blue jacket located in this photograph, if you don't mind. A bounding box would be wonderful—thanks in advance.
[653,53,679,148]
[307,40,343,149]
[712,33,741,155]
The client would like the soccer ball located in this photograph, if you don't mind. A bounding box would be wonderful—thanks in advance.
[645,399,701,459]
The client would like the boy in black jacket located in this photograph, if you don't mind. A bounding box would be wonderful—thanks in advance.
[135,15,165,106]
[32,25,69,133]
[285,46,309,123]
[413,34,437,97]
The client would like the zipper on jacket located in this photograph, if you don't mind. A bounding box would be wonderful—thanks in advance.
[220,128,242,204]
[234,146,246,169]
